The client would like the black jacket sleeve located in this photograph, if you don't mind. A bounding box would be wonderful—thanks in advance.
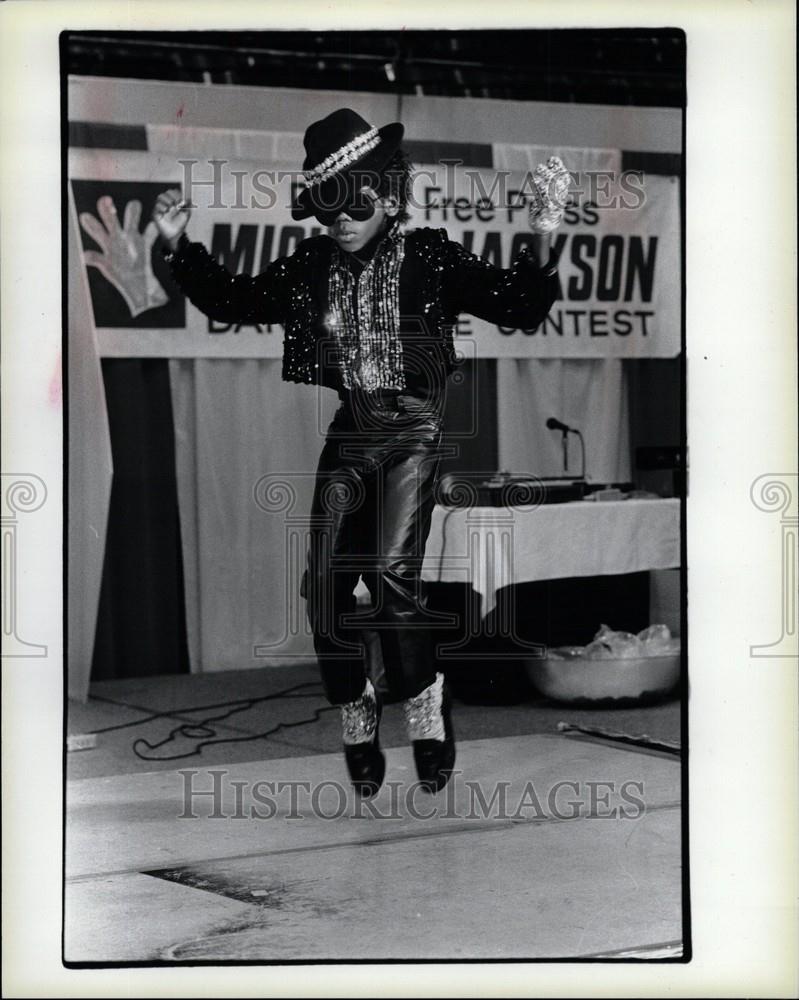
[439,231,560,330]
[161,232,291,325]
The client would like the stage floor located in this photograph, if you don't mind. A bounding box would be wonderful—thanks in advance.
[65,727,684,962]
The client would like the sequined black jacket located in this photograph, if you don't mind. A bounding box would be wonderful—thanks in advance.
[163,225,559,394]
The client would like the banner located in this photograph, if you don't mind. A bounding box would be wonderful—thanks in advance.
[70,146,680,359]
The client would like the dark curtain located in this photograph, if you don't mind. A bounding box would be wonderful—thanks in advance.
[440,359,498,477]
[626,357,683,495]
[91,359,190,680]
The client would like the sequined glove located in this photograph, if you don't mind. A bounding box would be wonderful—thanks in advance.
[528,156,571,235]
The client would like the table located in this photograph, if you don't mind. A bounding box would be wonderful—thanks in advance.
[420,498,681,617]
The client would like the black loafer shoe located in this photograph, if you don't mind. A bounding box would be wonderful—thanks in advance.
[412,684,456,794]
[344,699,386,798]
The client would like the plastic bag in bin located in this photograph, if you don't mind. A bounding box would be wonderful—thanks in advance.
[548,623,679,661]
[636,623,678,653]
[587,624,643,659]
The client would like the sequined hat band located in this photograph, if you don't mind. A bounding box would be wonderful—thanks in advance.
[303,128,382,189]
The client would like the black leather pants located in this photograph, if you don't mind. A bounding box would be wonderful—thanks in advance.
[303,389,444,705]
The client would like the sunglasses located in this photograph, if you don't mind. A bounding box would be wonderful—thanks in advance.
[309,186,379,227]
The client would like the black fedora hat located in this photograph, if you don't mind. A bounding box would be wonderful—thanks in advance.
[292,108,404,221]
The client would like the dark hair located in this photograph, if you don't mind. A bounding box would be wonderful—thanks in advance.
[375,148,414,224]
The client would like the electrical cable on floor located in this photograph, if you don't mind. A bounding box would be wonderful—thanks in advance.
[132,701,340,762]
[86,683,323,735]
[81,681,338,762]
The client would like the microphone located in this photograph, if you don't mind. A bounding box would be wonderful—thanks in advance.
[546,416,573,434]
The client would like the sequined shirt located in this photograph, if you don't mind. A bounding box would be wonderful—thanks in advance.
[163,221,560,397]
[326,224,406,392]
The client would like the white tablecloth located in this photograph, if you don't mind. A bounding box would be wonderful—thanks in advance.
[420,498,681,617]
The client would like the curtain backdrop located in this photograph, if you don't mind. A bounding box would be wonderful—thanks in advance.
[169,358,339,670]
[497,358,630,483]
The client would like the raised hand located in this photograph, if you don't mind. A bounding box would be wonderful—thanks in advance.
[152,188,192,248]
[528,156,571,234]
[80,196,168,318]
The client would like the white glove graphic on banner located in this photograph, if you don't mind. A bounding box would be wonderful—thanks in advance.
[80,195,168,317]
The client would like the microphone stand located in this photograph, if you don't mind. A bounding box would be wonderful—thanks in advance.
[560,429,586,480]
[574,429,586,481]
[547,419,586,481]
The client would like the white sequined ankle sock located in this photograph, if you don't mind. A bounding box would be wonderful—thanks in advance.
[341,678,378,746]
[403,673,445,742]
